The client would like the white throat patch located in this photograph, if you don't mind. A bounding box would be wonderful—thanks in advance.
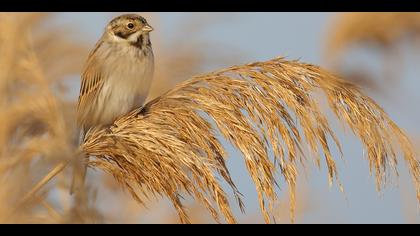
[109,31,143,44]
[127,31,143,43]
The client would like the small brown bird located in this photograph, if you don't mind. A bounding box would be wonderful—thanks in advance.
[71,14,155,194]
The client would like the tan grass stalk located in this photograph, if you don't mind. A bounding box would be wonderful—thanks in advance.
[15,162,68,211]
[82,57,420,223]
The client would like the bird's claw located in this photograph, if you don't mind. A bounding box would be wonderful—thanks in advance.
[136,106,148,118]
[105,124,118,134]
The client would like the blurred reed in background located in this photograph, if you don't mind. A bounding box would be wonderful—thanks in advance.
[325,12,420,90]
[0,12,93,223]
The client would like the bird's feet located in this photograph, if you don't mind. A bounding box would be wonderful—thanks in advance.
[105,124,118,134]
[135,106,148,118]
[105,124,119,145]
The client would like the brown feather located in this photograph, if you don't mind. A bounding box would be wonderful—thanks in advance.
[77,56,104,131]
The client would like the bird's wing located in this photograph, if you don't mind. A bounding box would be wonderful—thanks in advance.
[76,39,106,130]
[73,55,104,196]
[77,57,104,130]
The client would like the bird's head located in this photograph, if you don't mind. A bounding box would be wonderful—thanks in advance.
[105,14,153,46]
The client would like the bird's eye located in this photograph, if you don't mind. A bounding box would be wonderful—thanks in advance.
[127,23,135,29]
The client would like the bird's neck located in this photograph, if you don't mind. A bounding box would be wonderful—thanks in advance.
[130,33,151,50]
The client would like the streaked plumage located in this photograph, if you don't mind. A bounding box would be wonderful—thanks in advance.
[77,14,154,132]
[72,14,154,194]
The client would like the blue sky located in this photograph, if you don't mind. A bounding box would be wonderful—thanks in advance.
[53,12,420,223]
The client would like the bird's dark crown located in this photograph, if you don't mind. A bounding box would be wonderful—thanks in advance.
[109,14,147,26]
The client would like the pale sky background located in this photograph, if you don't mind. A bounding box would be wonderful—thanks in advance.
[52,12,420,223]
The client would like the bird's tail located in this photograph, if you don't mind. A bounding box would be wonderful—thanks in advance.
[70,129,88,195]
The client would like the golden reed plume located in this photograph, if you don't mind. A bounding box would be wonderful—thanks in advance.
[82,57,420,223]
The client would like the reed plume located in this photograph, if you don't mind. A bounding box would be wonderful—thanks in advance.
[82,57,420,224]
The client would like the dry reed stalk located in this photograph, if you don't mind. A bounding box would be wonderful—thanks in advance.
[82,57,420,224]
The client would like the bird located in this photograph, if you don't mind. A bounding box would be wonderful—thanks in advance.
[71,14,155,195]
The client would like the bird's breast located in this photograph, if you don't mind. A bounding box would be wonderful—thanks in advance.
[93,46,154,126]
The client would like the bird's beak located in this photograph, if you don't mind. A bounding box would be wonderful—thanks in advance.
[142,24,154,33]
